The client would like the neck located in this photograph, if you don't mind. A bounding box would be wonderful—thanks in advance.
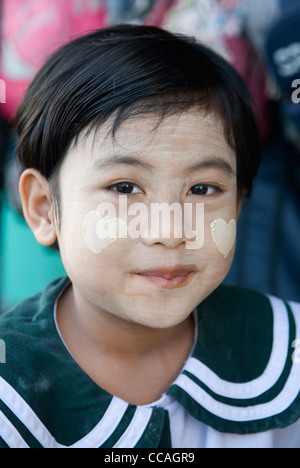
[55,283,196,404]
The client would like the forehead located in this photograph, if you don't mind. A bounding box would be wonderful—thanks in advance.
[63,109,236,173]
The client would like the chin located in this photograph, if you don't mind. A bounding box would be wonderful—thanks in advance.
[122,296,196,329]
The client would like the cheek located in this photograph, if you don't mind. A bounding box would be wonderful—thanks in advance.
[57,209,126,282]
[82,210,127,254]
[61,238,128,294]
[186,207,237,289]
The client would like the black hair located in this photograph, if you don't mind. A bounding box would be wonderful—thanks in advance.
[16,24,260,199]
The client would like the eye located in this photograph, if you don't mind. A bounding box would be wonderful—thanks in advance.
[108,182,142,195]
[188,184,221,196]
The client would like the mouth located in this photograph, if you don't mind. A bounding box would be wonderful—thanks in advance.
[132,265,197,290]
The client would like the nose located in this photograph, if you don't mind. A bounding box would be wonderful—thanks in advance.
[140,201,187,249]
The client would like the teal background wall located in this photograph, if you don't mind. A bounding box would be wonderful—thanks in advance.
[0,193,66,310]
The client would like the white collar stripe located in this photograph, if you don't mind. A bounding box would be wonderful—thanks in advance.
[175,357,300,423]
[0,377,131,448]
[174,300,300,423]
[0,410,29,448]
[113,407,153,448]
[69,397,129,448]
[0,377,57,447]
[184,296,289,399]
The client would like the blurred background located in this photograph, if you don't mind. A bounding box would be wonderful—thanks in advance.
[0,0,300,312]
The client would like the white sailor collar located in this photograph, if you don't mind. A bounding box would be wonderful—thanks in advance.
[48,280,300,442]
[167,285,300,434]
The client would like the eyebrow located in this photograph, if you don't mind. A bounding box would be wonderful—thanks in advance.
[92,154,154,171]
[185,157,235,177]
[92,153,235,177]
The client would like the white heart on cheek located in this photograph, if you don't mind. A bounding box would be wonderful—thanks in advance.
[210,218,236,258]
[82,211,127,254]
[96,217,127,243]
[82,210,102,254]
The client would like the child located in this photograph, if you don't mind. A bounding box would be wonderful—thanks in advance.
[1,24,300,449]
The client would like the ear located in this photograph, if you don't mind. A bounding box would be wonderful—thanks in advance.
[19,169,57,246]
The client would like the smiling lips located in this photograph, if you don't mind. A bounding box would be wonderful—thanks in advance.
[134,266,197,289]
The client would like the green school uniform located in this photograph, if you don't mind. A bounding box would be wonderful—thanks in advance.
[1,276,300,448]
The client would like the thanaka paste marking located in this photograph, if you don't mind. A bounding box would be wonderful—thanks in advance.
[82,210,127,254]
[210,218,236,258]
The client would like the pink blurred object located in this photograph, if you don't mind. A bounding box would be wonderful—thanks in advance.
[0,0,108,122]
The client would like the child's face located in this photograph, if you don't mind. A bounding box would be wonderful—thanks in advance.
[56,109,241,329]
